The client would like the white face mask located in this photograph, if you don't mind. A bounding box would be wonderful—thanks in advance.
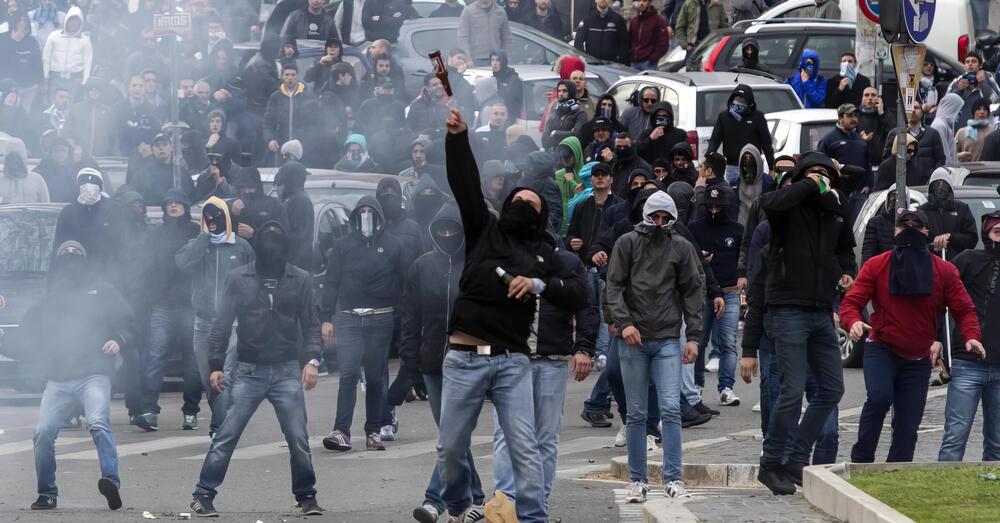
[359,212,375,238]
[77,183,101,205]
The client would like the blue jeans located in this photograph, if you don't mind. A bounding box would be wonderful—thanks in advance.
[758,332,780,438]
[421,373,484,512]
[762,307,844,466]
[619,338,683,483]
[971,0,991,34]
[850,341,931,463]
[588,270,610,357]
[193,315,238,434]
[632,60,656,71]
[194,361,317,501]
[940,359,1000,461]
[701,292,740,392]
[493,359,568,503]
[35,375,119,497]
[583,369,612,415]
[142,304,200,415]
[606,336,660,432]
[805,374,839,465]
[333,311,394,436]
[437,350,546,522]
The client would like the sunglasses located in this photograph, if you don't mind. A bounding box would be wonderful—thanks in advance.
[592,172,611,177]
[642,98,657,104]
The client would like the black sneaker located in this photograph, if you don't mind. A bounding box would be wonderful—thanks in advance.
[133,413,158,432]
[322,429,351,451]
[98,478,122,510]
[600,409,613,419]
[190,497,219,517]
[682,411,713,428]
[31,495,56,510]
[758,463,796,495]
[580,411,612,428]
[297,496,324,515]
[694,401,721,417]
[784,461,805,486]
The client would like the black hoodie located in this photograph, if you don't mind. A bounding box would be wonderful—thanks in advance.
[542,80,587,150]
[398,201,465,376]
[491,50,524,118]
[144,188,199,307]
[377,176,424,261]
[734,38,771,74]
[521,150,565,237]
[234,167,289,236]
[445,130,587,354]
[577,94,627,142]
[241,34,281,114]
[410,174,451,252]
[949,214,1000,365]
[275,161,314,270]
[707,84,776,168]
[321,195,407,318]
[637,101,689,165]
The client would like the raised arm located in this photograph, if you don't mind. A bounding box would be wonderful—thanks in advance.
[445,108,490,247]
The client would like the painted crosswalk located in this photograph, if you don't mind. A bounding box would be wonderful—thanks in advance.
[0,437,91,457]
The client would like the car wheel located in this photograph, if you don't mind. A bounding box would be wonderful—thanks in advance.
[837,327,864,368]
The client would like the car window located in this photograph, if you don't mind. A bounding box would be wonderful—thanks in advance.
[803,35,854,71]
[607,81,638,114]
[726,36,797,67]
[507,34,558,65]
[696,88,801,127]
[0,210,58,273]
[410,29,458,57]
[800,122,837,151]
[777,5,814,18]
[962,175,1000,189]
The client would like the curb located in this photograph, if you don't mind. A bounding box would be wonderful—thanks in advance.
[803,463,915,523]
[611,454,764,488]
[642,498,699,523]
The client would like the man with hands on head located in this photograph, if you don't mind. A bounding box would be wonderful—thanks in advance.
[840,209,983,464]
[190,221,325,518]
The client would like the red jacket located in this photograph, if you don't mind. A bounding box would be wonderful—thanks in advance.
[840,250,981,360]
[628,10,670,64]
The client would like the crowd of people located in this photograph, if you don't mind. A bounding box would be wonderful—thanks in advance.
[1,0,1000,522]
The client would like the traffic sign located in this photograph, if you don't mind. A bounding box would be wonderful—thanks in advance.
[891,43,926,119]
[153,12,191,38]
[859,0,880,23]
[903,0,936,43]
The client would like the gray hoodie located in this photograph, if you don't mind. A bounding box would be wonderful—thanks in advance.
[605,191,704,341]
[930,93,964,165]
[0,150,50,204]
[737,143,764,225]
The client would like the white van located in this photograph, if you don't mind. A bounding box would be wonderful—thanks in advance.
[756,0,976,62]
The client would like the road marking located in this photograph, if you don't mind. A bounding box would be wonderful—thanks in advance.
[336,436,492,460]
[58,436,210,460]
[556,436,614,457]
[0,437,91,456]
[182,435,493,461]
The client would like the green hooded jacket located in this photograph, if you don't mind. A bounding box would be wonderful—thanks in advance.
[553,136,583,236]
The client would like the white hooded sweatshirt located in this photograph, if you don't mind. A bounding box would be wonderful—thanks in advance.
[42,6,92,82]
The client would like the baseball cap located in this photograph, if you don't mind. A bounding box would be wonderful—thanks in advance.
[592,117,612,131]
[837,103,858,116]
[896,208,929,228]
[152,133,171,145]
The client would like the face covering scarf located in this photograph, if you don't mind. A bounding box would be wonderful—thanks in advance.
[889,228,933,296]
[77,183,101,205]
[359,212,375,238]
[729,101,747,122]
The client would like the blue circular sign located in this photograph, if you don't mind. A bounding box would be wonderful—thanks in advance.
[903,0,935,43]
[859,0,880,23]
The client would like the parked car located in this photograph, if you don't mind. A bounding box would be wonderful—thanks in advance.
[463,65,609,144]
[752,0,977,62]
[603,71,802,166]
[411,0,466,17]
[933,162,1000,189]
[766,108,838,158]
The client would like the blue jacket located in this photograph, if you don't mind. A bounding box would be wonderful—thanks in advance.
[785,49,826,108]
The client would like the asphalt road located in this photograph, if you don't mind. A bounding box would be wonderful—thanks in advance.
[0,361,870,522]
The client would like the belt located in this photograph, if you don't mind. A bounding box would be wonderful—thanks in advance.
[530,354,571,361]
[450,343,513,357]
[341,307,394,316]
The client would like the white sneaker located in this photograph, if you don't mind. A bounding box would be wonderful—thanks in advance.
[751,402,761,412]
[413,504,440,523]
[379,424,396,441]
[463,504,485,522]
[614,426,627,447]
[665,480,690,498]
[719,387,741,406]
[706,357,719,372]
[646,434,658,450]
[624,481,649,503]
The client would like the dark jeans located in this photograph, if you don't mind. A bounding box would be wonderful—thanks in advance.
[850,341,932,463]
[761,306,844,467]
[583,368,612,415]
[333,311,394,436]
[141,304,201,415]
[606,336,660,434]
[193,361,316,501]
[422,373,484,513]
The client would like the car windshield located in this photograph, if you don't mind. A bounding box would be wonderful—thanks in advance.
[961,174,1000,189]
[696,89,801,126]
[801,122,837,151]
[303,187,378,210]
[0,210,58,274]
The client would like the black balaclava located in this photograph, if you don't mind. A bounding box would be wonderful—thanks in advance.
[48,241,88,293]
[255,221,288,279]
[499,190,544,239]
[275,161,307,201]
[413,187,445,224]
[432,218,464,256]
[890,218,933,296]
[927,179,954,209]
[203,202,227,237]
[376,178,404,223]
[235,166,264,201]
[703,187,730,222]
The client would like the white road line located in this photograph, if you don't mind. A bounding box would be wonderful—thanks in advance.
[0,437,91,457]
[336,436,492,460]
[58,436,210,460]
[182,435,493,461]
[555,436,615,457]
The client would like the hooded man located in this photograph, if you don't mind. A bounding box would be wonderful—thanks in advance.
[861,185,900,264]
[542,81,586,150]
[320,196,407,452]
[939,211,1000,462]
[263,63,317,163]
[65,77,115,157]
[400,202,488,522]
[410,174,452,252]
[754,151,856,495]
[232,167,289,240]
[241,34,281,115]
[0,150,50,203]
[824,52,872,109]
[930,93,966,165]
[521,150,565,238]
[335,134,381,172]
[41,6,92,98]
[491,50,524,120]
[553,136,584,235]
[637,101,688,165]
[733,38,770,74]
[605,190,705,503]
[190,220,325,518]
[176,197,255,437]
[737,144,765,226]
[33,136,87,203]
[110,188,149,423]
[609,134,653,200]
[377,176,424,262]
[52,168,125,284]
[437,108,587,522]
[917,169,978,258]
[661,142,697,188]
[707,84,776,187]
[841,209,983,464]
[194,152,237,202]
[785,49,826,109]
[15,241,133,512]
[274,161,314,271]
[205,109,242,169]
[304,38,344,93]
[135,189,201,433]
